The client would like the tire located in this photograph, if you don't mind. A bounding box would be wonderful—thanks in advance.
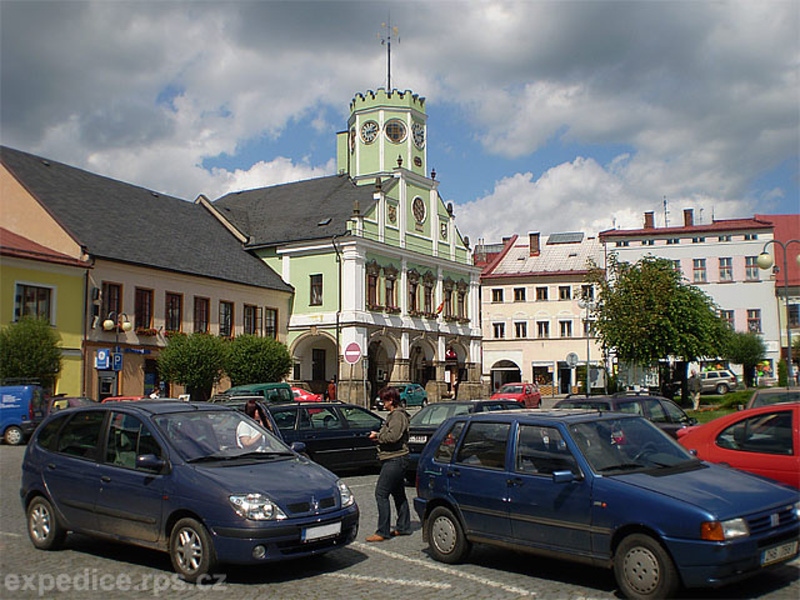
[425,506,471,564]
[4,426,24,446]
[614,533,680,599]
[169,517,218,583]
[27,496,65,550]
[715,383,729,395]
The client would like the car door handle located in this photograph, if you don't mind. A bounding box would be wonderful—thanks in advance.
[100,476,111,483]
[507,477,524,487]
[447,469,460,478]
[46,463,56,470]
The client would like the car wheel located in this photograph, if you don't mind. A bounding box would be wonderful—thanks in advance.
[27,496,65,550]
[4,425,24,446]
[715,383,729,395]
[614,533,679,600]
[426,506,471,564]
[170,517,218,583]
[421,398,428,407]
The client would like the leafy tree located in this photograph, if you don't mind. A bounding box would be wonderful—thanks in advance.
[0,318,62,389]
[588,254,729,371]
[225,335,292,386]
[724,331,766,388]
[157,333,226,402]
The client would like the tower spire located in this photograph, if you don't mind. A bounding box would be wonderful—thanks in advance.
[380,18,399,90]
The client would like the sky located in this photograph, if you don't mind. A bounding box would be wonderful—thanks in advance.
[1,0,798,245]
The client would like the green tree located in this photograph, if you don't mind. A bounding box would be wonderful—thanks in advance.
[157,333,226,402]
[588,255,729,371]
[0,318,62,389]
[724,331,766,388]
[225,335,292,386]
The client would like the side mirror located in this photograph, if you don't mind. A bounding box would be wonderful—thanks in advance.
[136,453,167,473]
[290,441,307,455]
[552,470,576,484]
[688,417,698,426]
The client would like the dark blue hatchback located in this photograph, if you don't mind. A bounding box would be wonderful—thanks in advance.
[20,401,359,582]
[414,409,800,599]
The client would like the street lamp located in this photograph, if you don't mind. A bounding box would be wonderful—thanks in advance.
[757,240,800,387]
[103,312,132,394]
[578,297,596,397]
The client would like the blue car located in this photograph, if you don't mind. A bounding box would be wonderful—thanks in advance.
[414,409,800,599]
[20,401,359,582]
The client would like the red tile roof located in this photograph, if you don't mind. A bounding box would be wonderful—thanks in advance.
[0,228,88,268]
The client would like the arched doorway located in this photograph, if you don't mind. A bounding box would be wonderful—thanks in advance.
[490,359,522,393]
[367,335,397,405]
[290,331,338,395]
[444,342,468,400]
[409,338,436,388]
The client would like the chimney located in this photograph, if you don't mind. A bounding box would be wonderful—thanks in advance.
[683,208,694,227]
[529,231,540,256]
[644,212,655,229]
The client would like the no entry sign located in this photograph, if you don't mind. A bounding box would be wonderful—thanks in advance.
[344,342,362,365]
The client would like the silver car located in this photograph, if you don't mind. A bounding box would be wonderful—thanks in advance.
[700,370,738,395]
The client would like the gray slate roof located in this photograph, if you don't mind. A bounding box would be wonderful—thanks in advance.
[1,146,292,292]
[214,175,376,247]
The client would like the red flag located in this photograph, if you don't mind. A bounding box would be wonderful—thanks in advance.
[436,300,445,314]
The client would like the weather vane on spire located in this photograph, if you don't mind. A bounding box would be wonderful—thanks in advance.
[379,18,399,90]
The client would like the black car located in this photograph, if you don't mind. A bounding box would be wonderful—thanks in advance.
[554,394,696,438]
[406,399,523,482]
[215,398,384,472]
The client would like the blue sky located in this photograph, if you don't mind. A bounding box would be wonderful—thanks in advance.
[2,1,797,244]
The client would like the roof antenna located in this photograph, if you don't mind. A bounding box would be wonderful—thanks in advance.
[379,17,399,90]
[663,195,670,228]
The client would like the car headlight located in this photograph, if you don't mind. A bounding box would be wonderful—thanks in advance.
[701,518,749,541]
[229,493,287,521]
[338,480,355,508]
[794,502,800,520]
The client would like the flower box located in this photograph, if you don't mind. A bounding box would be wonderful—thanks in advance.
[367,304,384,312]
[136,327,158,337]
[385,306,401,314]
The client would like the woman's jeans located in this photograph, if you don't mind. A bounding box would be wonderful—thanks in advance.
[374,455,410,537]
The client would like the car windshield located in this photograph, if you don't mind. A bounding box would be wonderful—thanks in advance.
[153,410,291,462]
[751,390,800,407]
[499,385,523,394]
[410,404,471,426]
[569,417,696,474]
[560,400,612,410]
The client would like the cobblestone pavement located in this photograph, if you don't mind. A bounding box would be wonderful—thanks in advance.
[1,443,798,600]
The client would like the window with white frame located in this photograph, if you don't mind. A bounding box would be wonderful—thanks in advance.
[536,286,548,301]
[693,259,707,283]
[745,257,760,281]
[493,323,506,339]
[747,309,761,333]
[719,257,733,282]
[514,288,526,302]
[515,322,527,338]
[492,288,503,302]
[559,286,571,300]
[537,321,550,339]
[719,310,734,329]
[15,283,53,323]
[559,320,572,338]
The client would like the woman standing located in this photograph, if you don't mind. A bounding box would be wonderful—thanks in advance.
[366,386,411,541]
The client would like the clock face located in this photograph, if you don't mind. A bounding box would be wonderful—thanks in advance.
[412,122,425,148]
[412,197,426,224]
[385,119,407,143]
[360,120,379,144]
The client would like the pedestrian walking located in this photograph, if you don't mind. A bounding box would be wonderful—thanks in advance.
[688,370,702,411]
[366,386,411,542]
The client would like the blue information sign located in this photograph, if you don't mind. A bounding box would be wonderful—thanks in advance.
[96,349,111,370]
[112,352,123,372]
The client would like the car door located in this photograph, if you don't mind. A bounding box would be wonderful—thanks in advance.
[338,405,383,467]
[282,405,351,470]
[43,410,107,532]
[94,411,166,542]
[508,423,593,555]
[445,421,513,539]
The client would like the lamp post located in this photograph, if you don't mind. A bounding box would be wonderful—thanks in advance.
[578,297,596,397]
[103,312,132,394]
[757,239,800,387]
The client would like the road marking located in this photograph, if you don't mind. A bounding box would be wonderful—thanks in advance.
[353,542,535,596]
[325,573,450,589]
[0,532,22,538]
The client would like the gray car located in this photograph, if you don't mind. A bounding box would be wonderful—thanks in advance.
[700,369,738,395]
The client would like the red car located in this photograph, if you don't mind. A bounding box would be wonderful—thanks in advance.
[490,382,541,408]
[677,402,799,488]
[291,386,322,402]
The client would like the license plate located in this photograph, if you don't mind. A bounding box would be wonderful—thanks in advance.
[761,541,798,566]
[409,435,428,444]
[302,521,341,542]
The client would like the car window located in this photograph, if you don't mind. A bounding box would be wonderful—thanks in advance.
[516,425,579,476]
[433,421,465,464]
[500,385,522,394]
[411,404,468,426]
[340,406,382,429]
[641,399,668,423]
[706,373,718,380]
[481,402,512,412]
[751,390,800,407]
[37,414,69,450]
[455,422,510,470]
[105,412,163,469]
[616,401,643,415]
[716,411,794,455]
[270,407,298,431]
[661,400,689,424]
[56,410,106,460]
[301,406,342,430]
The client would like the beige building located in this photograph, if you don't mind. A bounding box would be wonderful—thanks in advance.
[479,232,604,397]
